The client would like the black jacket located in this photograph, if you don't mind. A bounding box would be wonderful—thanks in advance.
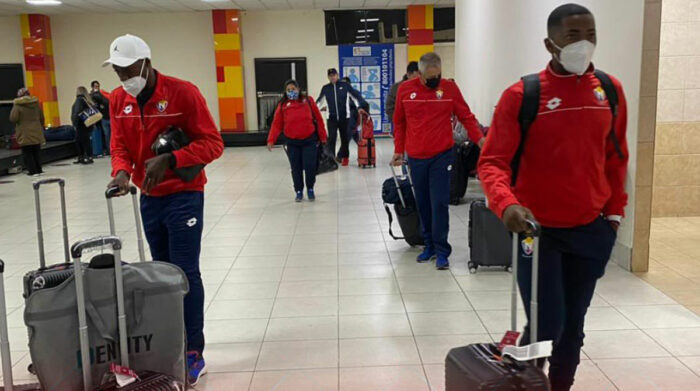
[90,91,110,119]
[317,81,368,122]
[71,97,93,132]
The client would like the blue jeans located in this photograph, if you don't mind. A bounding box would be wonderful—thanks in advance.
[517,216,616,391]
[286,137,318,192]
[101,119,111,155]
[408,148,454,257]
[140,191,205,354]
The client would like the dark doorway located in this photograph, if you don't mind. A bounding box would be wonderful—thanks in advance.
[254,57,307,130]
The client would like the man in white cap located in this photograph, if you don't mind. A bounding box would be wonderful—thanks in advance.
[105,34,223,386]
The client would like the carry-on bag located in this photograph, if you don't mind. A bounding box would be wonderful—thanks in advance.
[445,221,551,391]
[383,164,424,247]
[317,146,338,175]
[23,178,73,299]
[24,236,189,390]
[468,200,512,273]
[72,237,185,391]
[0,259,41,391]
[357,113,376,168]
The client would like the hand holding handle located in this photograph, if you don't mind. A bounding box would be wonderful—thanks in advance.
[106,185,137,199]
[524,219,541,237]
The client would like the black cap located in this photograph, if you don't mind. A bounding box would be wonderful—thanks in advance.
[327,68,338,76]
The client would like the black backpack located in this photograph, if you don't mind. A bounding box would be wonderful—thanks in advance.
[511,70,625,185]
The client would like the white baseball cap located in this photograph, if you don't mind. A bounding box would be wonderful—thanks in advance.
[102,34,151,68]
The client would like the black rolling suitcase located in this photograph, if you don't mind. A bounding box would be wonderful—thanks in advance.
[468,200,512,273]
[446,222,551,391]
[449,143,469,205]
[383,164,424,247]
[23,178,74,299]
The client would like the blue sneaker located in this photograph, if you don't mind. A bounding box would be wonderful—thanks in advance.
[307,188,316,201]
[187,351,207,386]
[295,191,303,202]
[436,255,450,270]
[416,247,436,263]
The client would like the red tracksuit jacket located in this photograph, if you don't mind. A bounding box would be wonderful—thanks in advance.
[393,77,483,159]
[478,64,629,228]
[267,96,328,144]
[110,72,224,197]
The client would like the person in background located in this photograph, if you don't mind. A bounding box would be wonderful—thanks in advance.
[104,34,224,386]
[71,86,95,165]
[9,88,45,176]
[91,80,111,156]
[342,76,360,144]
[477,4,628,391]
[267,79,328,202]
[392,52,484,270]
[316,68,368,166]
[386,61,420,128]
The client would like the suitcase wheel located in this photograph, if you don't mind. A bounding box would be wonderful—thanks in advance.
[468,261,478,274]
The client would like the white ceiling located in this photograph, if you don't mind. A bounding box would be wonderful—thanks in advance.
[0,0,455,15]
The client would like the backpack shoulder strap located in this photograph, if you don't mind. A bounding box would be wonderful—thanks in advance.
[593,70,618,114]
[511,73,540,185]
[594,70,625,159]
[518,73,541,128]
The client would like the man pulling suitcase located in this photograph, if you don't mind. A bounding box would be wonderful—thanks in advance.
[104,34,224,386]
[478,4,629,390]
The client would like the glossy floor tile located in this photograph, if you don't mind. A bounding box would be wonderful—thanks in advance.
[1,141,698,390]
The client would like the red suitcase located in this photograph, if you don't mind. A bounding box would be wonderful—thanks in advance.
[358,138,376,168]
[357,114,375,168]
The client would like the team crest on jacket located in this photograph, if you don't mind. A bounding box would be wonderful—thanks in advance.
[593,86,606,102]
[436,90,444,99]
[157,100,168,113]
[410,92,417,99]
[123,104,133,114]
[521,237,534,256]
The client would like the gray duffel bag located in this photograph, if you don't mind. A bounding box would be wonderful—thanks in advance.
[24,238,189,390]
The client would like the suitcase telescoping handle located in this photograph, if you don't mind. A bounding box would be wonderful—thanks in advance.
[106,186,147,262]
[511,219,542,344]
[72,236,129,391]
[0,260,13,391]
[389,162,414,209]
[33,178,70,269]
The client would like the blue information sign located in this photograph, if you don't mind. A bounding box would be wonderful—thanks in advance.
[338,44,395,134]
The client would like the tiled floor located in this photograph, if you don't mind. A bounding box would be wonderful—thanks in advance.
[1,139,699,390]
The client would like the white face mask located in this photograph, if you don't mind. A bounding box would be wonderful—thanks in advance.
[550,39,595,75]
[122,60,149,97]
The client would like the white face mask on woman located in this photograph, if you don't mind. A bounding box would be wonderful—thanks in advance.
[549,39,595,75]
[122,60,149,97]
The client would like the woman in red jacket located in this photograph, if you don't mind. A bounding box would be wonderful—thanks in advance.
[267,79,328,202]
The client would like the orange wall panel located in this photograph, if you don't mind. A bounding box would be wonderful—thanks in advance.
[22,14,59,127]
[212,9,246,132]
